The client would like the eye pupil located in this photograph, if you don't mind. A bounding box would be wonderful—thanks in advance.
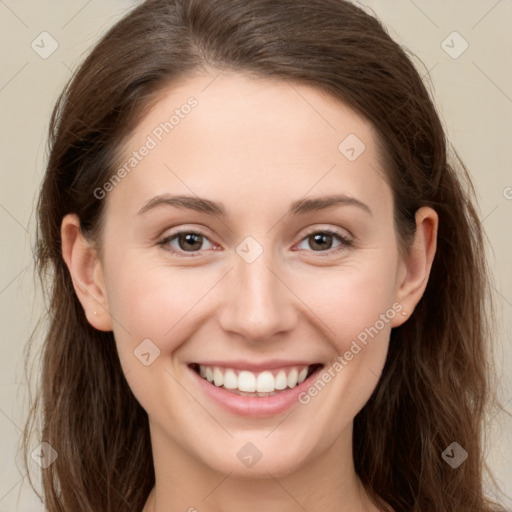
[310,233,333,251]
[179,233,203,251]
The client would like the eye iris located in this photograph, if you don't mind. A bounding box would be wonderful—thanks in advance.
[310,233,333,251]
[179,233,203,251]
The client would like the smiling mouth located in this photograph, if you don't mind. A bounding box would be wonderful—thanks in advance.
[189,363,324,397]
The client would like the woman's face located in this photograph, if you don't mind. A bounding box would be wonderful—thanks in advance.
[89,71,422,477]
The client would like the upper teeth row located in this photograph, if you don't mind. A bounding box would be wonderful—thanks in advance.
[199,365,309,393]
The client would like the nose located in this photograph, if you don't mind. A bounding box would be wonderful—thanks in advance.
[218,246,298,343]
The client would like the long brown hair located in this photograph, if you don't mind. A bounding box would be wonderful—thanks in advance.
[23,0,505,510]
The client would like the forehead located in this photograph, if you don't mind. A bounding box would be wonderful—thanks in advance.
[106,71,392,219]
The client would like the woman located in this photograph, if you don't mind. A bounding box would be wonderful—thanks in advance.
[23,0,505,510]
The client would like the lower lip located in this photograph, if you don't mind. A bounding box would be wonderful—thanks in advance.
[190,366,321,418]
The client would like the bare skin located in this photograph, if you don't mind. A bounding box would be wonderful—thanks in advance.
[61,70,437,512]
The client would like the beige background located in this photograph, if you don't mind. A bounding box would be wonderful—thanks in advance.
[0,0,510,510]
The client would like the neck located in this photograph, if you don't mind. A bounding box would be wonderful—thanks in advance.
[142,421,383,512]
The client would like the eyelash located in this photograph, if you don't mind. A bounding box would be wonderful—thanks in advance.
[157,228,354,257]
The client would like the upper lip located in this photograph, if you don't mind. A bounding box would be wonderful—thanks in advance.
[190,360,322,372]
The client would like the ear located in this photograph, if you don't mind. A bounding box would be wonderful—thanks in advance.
[60,213,112,331]
[391,206,438,327]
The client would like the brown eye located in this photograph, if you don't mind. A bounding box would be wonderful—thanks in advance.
[296,230,353,254]
[177,233,204,251]
[159,231,215,255]
[308,233,335,251]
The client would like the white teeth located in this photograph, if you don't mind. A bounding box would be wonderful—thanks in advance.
[238,371,256,392]
[274,370,288,390]
[223,369,238,390]
[298,367,308,384]
[196,364,316,394]
[287,368,298,388]
[256,371,275,392]
[213,367,224,387]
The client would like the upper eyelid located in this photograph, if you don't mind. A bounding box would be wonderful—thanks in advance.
[300,226,352,240]
[160,222,352,240]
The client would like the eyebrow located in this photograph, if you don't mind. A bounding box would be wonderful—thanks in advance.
[136,193,372,217]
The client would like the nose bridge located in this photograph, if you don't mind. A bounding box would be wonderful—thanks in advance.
[218,238,297,341]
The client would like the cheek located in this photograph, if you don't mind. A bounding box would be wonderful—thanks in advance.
[296,256,399,341]
[297,270,395,431]
[292,254,398,406]
[105,257,219,355]
[103,260,207,414]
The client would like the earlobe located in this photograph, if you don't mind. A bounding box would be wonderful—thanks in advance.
[391,206,438,328]
[60,213,112,331]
